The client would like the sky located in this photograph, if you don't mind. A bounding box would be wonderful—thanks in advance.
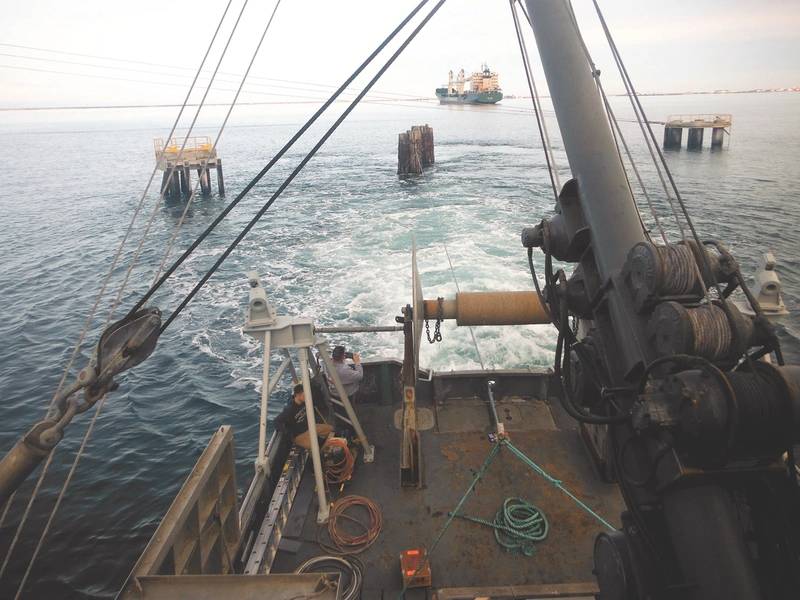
[0,0,798,110]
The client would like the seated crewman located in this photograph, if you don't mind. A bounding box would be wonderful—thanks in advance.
[274,383,333,450]
[327,345,364,398]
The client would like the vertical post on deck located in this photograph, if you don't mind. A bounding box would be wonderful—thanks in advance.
[298,351,329,524]
[317,341,374,462]
[283,349,299,383]
[257,332,272,474]
[399,307,421,487]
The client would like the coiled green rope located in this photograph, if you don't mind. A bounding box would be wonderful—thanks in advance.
[451,496,549,556]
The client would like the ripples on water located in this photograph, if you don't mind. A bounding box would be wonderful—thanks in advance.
[0,93,798,597]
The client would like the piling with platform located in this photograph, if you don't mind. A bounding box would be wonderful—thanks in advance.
[398,125,434,178]
[662,114,731,150]
[154,136,225,200]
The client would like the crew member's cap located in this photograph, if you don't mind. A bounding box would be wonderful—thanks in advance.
[332,345,346,359]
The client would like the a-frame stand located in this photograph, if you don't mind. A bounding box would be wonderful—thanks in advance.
[242,272,374,524]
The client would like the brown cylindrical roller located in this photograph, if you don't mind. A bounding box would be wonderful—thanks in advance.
[423,291,549,326]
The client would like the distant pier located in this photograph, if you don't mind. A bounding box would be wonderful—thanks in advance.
[154,136,225,200]
[398,125,434,178]
[662,114,732,150]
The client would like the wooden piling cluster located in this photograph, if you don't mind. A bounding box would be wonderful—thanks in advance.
[154,136,226,201]
[398,125,434,178]
[662,114,732,151]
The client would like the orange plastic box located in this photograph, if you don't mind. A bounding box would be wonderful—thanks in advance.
[400,548,432,588]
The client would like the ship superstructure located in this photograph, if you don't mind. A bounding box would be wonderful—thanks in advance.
[435,64,503,104]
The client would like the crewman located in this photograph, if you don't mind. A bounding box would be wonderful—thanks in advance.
[274,383,332,450]
[327,345,363,398]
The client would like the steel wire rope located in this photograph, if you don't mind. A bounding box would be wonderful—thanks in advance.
[153,0,283,285]
[560,1,742,565]
[0,64,416,106]
[579,3,701,246]
[558,0,657,245]
[561,0,713,303]
[512,0,561,200]
[598,82,656,243]
[0,51,409,103]
[418,203,486,369]
[601,92,669,244]
[0,0,237,581]
[0,41,434,101]
[135,0,448,332]
[434,231,486,370]
[11,395,107,600]
[8,4,284,596]
[0,59,412,105]
[588,0,780,363]
[594,25,689,241]
[104,0,254,323]
[514,1,645,378]
[128,0,434,315]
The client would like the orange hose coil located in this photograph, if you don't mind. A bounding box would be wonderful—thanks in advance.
[327,495,383,554]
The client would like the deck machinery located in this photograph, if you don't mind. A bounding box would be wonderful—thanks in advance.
[118,1,800,593]
[67,1,800,598]
[1,1,798,599]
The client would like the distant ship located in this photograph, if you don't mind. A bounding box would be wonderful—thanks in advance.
[435,64,503,104]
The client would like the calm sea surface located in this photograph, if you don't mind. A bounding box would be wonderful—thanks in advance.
[0,92,798,597]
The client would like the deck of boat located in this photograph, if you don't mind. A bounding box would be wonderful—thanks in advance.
[271,370,624,597]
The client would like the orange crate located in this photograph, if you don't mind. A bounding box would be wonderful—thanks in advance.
[400,548,432,588]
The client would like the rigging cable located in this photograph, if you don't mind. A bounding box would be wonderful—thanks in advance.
[0,41,432,101]
[418,208,486,368]
[0,62,415,105]
[153,0,283,285]
[588,0,783,362]
[561,0,714,302]
[128,0,436,318]
[511,0,560,201]
[4,0,437,578]
[105,0,255,323]
[146,0,449,334]
[0,0,237,582]
[601,92,669,244]
[559,0,656,245]
[9,3,286,597]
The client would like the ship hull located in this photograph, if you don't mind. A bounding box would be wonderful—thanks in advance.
[436,90,503,104]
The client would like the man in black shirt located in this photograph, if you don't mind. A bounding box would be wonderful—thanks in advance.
[274,383,333,450]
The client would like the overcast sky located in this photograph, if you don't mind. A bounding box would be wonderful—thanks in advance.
[1,0,798,109]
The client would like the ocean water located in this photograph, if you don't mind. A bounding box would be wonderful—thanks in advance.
[0,92,798,597]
